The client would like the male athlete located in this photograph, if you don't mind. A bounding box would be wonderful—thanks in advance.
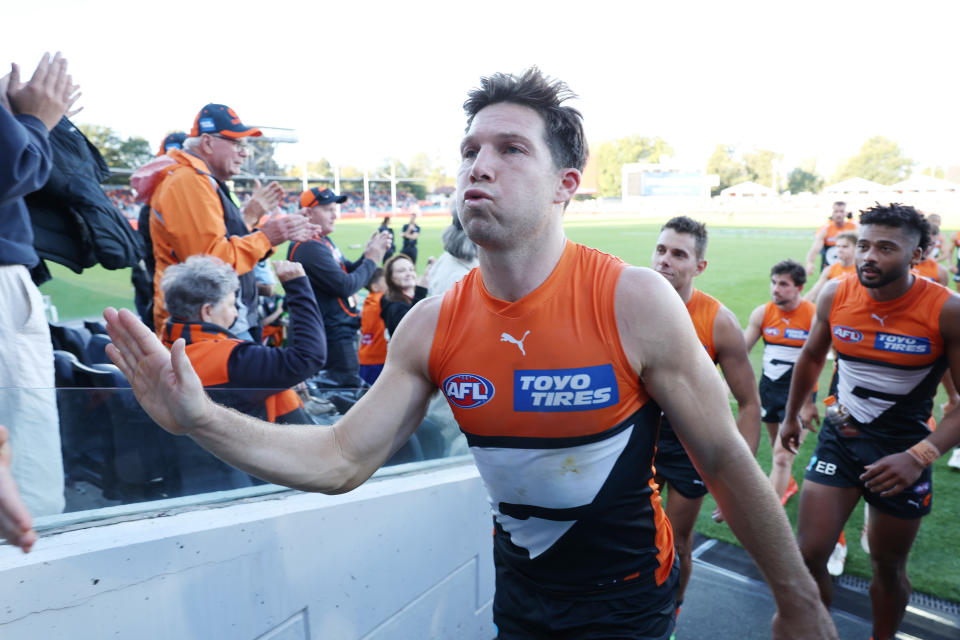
[805,201,858,275]
[650,216,761,619]
[781,203,960,640]
[804,230,857,303]
[104,68,835,639]
[744,260,817,502]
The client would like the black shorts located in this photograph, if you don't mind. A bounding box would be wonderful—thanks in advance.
[804,417,932,519]
[654,438,708,499]
[759,376,816,424]
[493,553,678,640]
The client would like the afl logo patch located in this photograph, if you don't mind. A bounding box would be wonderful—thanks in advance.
[442,373,495,409]
[833,326,863,343]
[763,327,780,337]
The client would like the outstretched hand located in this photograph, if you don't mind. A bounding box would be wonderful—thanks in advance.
[7,52,82,130]
[103,307,212,436]
[0,425,36,553]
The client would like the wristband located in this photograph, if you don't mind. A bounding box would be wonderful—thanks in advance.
[906,440,940,467]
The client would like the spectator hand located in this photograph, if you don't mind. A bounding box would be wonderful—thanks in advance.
[260,214,319,245]
[104,307,213,436]
[364,231,392,263]
[243,179,285,227]
[0,425,36,553]
[272,260,306,283]
[7,52,82,130]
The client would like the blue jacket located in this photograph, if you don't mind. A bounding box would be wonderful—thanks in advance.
[0,107,52,267]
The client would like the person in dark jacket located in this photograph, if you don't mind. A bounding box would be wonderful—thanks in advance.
[288,187,391,387]
[377,215,395,263]
[379,253,432,338]
[160,255,326,425]
[0,52,80,517]
[131,131,187,329]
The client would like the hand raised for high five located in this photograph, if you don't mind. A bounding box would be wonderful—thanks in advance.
[6,52,82,130]
[104,307,213,437]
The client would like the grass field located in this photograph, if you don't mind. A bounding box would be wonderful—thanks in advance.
[40,214,960,603]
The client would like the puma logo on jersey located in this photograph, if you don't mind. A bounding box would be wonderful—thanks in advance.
[514,364,618,412]
[500,330,530,356]
[871,313,888,327]
[874,332,931,354]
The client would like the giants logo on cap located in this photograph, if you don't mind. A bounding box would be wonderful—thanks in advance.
[442,374,495,409]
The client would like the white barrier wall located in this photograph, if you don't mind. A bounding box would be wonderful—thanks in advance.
[0,462,495,640]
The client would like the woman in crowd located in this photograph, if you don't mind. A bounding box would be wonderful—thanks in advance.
[379,254,432,338]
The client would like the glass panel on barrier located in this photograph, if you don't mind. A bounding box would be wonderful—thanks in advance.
[2,384,467,524]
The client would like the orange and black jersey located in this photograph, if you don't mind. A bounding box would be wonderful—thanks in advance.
[760,300,816,383]
[429,241,673,596]
[288,235,377,343]
[912,258,940,282]
[818,220,858,268]
[358,291,387,366]
[657,289,721,442]
[827,262,856,280]
[162,276,326,423]
[830,274,954,443]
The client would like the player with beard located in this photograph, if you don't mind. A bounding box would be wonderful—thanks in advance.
[781,203,960,640]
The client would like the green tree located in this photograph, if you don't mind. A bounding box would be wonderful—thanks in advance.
[832,136,912,185]
[706,144,748,196]
[921,166,945,179]
[287,159,333,179]
[242,139,282,177]
[786,167,824,194]
[596,135,673,197]
[742,149,781,190]
[117,137,152,170]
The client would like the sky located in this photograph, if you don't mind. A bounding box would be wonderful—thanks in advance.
[6,0,960,180]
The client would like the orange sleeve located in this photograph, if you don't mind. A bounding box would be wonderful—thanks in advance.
[153,169,272,276]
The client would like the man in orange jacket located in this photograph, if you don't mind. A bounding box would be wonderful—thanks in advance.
[148,103,318,339]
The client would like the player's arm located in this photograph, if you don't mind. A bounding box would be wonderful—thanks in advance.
[862,295,960,495]
[804,227,827,274]
[802,267,831,302]
[781,281,836,453]
[103,298,441,494]
[715,306,761,454]
[615,267,836,640]
[743,303,765,352]
[937,264,949,287]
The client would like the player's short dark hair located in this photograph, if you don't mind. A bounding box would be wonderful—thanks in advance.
[770,259,806,287]
[662,216,708,260]
[366,267,384,290]
[463,67,588,173]
[836,231,858,245]
[833,201,846,208]
[859,202,930,253]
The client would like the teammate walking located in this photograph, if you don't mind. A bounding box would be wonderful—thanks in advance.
[781,203,960,640]
[804,230,857,303]
[105,68,835,639]
[805,202,857,275]
[650,216,761,618]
